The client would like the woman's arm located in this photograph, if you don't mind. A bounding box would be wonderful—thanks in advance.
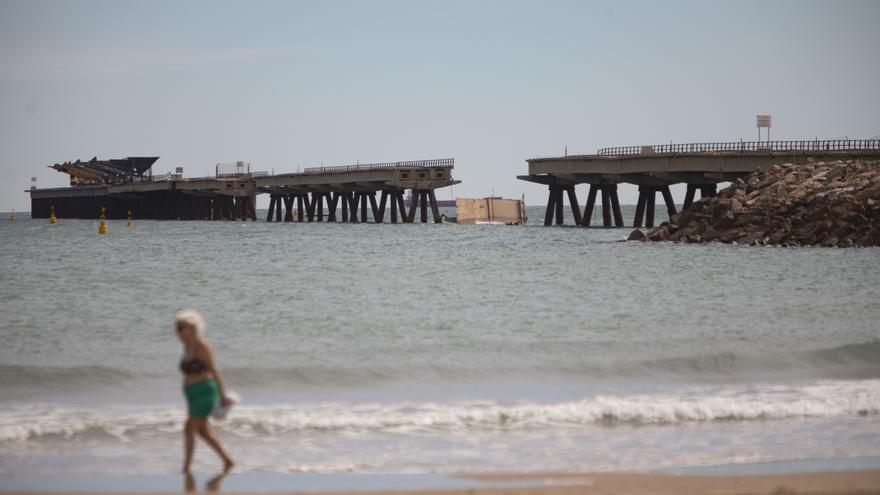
[200,341,232,405]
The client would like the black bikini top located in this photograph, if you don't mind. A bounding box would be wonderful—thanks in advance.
[180,357,208,375]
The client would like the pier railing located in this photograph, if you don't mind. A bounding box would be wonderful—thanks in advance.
[303,158,454,174]
[133,160,454,182]
[596,139,880,156]
[143,171,269,182]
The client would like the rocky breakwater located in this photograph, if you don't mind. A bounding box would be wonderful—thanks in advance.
[630,160,880,247]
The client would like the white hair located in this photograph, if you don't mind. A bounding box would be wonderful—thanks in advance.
[175,309,206,337]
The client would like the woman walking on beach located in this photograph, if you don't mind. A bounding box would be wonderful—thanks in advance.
[175,309,235,473]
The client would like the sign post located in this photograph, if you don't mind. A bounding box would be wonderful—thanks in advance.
[757,114,772,142]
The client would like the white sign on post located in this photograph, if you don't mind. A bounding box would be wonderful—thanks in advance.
[757,114,772,142]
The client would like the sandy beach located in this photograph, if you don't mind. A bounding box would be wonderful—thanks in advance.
[4,469,880,495]
[466,470,880,495]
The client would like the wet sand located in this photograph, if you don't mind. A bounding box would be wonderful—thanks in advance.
[4,469,879,494]
[465,470,880,494]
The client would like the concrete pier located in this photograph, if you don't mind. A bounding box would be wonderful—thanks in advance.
[256,159,459,223]
[519,140,880,227]
[29,157,459,223]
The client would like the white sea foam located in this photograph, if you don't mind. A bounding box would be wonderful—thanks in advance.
[2,379,878,443]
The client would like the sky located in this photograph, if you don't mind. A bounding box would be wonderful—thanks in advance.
[1,0,878,212]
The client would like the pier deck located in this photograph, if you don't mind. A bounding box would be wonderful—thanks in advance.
[518,140,880,227]
[256,159,458,223]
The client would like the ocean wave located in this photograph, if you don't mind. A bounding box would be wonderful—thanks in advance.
[2,341,878,390]
[2,379,878,443]
[616,341,880,378]
[0,365,138,387]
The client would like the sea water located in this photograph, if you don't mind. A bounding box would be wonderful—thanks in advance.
[1,207,879,479]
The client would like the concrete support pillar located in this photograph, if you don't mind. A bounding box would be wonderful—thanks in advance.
[428,189,442,223]
[633,187,647,228]
[582,185,598,227]
[701,184,717,198]
[396,191,408,223]
[660,186,677,217]
[328,193,339,222]
[646,189,657,228]
[266,195,276,222]
[377,191,388,223]
[316,193,324,222]
[369,192,380,223]
[349,193,359,223]
[544,186,556,226]
[390,191,398,223]
[418,191,427,223]
[341,193,349,222]
[566,185,582,226]
[683,185,697,210]
[360,193,369,223]
[306,193,316,222]
[407,190,419,223]
[600,187,611,227]
[554,186,564,225]
[609,185,624,227]
[283,195,293,222]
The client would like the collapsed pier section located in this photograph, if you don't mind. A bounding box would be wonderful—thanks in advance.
[30,179,258,220]
[30,157,258,220]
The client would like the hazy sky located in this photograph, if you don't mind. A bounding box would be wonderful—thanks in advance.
[1,0,878,211]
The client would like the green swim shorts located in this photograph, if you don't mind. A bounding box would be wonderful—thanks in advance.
[184,379,219,418]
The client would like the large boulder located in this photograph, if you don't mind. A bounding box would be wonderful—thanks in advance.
[646,225,670,241]
[627,229,646,241]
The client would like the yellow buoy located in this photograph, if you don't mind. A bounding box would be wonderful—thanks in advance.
[99,207,107,235]
[127,210,133,229]
[9,209,15,222]
[49,206,57,224]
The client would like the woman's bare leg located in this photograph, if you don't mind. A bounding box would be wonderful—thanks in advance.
[182,417,199,473]
[206,470,230,492]
[197,420,234,471]
[184,471,196,492]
